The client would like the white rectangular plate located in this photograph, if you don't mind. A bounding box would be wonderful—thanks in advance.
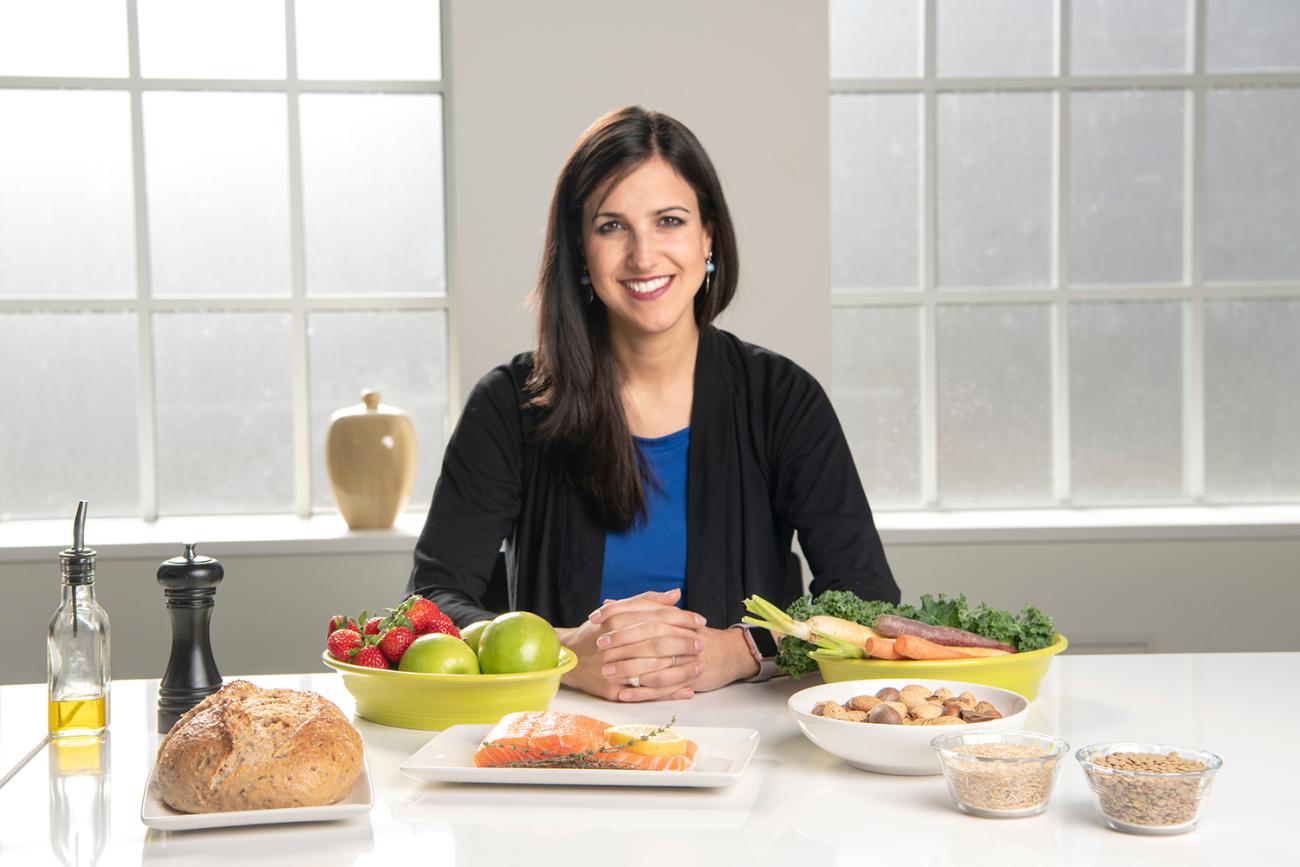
[140,757,373,831]
[401,725,759,788]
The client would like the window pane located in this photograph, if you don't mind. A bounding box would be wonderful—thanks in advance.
[831,94,920,290]
[0,0,128,77]
[300,94,446,295]
[938,92,1053,288]
[153,312,294,515]
[1070,90,1184,285]
[1207,0,1300,72]
[1071,0,1187,74]
[938,304,1052,503]
[0,91,135,298]
[1204,88,1300,283]
[143,93,291,297]
[1069,302,1182,501]
[937,0,1055,77]
[308,310,448,512]
[296,0,441,80]
[829,0,921,78]
[1205,300,1300,498]
[831,307,921,504]
[137,0,285,79]
[0,313,138,519]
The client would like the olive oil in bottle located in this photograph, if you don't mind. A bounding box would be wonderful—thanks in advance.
[48,501,111,738]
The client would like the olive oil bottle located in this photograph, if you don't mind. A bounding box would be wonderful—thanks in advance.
[48,501,110,738]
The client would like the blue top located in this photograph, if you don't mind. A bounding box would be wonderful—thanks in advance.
[600,426,690,606]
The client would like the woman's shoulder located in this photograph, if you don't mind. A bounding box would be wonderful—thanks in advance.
[469,351,536,400]
[703,328,822,396]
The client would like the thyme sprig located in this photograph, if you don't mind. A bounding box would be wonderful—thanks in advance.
[481,716,677,769]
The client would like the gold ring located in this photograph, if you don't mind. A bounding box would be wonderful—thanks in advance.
[627,675,640,688]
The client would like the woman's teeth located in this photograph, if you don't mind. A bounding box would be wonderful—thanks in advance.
[622,276,671,294]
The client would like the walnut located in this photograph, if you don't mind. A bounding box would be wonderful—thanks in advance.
[930,688,954,702]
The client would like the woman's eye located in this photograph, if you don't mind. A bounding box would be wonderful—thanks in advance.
[596,221,623,234]
[660,215,684,227]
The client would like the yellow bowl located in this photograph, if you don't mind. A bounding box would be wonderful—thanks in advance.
[811,635,1068,700]
[322,646,578,730]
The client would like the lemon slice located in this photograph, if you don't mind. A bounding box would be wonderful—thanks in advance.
[603,724,688,757]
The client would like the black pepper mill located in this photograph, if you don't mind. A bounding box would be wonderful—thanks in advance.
[156,543,223,733]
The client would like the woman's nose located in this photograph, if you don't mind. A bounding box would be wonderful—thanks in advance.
[625,231,659,271]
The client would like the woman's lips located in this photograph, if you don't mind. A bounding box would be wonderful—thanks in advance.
[619,274,674,301]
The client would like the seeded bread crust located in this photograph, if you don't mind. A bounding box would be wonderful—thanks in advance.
[155,680,364,813]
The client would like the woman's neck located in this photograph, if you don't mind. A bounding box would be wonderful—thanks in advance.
[611,321,700,437]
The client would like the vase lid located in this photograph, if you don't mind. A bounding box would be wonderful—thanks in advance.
[331,390,408,421]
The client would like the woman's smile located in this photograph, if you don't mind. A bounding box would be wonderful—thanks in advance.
[619,274,674,300]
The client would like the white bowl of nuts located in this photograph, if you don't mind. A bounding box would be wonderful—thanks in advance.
[787,679,1030,775]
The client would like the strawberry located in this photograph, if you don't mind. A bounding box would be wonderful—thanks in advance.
[364,616,384,636]
[424,611,461,639]
[379,626,416,663]
[351,645,389,669]
[327,615,358,637]
[404,596,443,634]
[327,628,362,661]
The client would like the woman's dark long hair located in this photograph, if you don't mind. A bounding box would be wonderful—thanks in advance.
[526,106,739,531]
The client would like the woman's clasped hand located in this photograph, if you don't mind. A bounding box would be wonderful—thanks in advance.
[556,588,760,702]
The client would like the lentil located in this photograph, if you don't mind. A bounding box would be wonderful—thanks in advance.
[1085,751,1208,828]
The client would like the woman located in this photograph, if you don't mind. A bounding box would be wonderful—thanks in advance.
[409,106,898,702]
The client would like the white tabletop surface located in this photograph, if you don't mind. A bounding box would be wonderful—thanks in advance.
[0,652,1290,866]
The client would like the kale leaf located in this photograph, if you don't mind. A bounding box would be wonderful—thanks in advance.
[1015,605,1057,652]
[774,590,914,678]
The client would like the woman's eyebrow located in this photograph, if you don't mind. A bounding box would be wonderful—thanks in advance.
[591,205,692,223]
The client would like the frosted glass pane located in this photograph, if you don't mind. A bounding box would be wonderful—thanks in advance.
[829,0,921,78]
[831,95,921,290]
[0,91,135,298]
[308,310,448,512]
[1069,302,1182,501]
[938,304,1052,503]
[0,0,128,76]
[301,94,445,295]
[937,0,1054,77]
[0,313,138,519]
[1204,88,1300,282]
[297,0,441,80]
[1205,300,1300,498]
[143,93,291,297]
[937,93,1053,288]
[831,307,921,505]
[1070,90,1185,285]
[1207,0,1300,72]
[1071,0,1187,74]
[154,312,294,515]
[137,0,285,79]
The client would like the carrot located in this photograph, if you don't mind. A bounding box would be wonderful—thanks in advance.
[893,634,976,660]
[956,646,1011,658]
[874,614,1016,654]
[865,637,904,660]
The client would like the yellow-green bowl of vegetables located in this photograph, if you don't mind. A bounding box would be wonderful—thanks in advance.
[811,634,1067,700]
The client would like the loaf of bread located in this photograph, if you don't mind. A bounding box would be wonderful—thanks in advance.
[155,680,364,813]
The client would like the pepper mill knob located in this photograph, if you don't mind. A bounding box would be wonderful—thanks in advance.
[156,542,224,733]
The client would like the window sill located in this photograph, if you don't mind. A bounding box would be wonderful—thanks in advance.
[0,505,1296,563]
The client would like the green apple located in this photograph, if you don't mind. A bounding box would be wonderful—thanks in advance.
[398,633,480,674]
[477,611,561,674]
[460,620,491,655]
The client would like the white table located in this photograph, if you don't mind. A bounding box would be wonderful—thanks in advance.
[0,653,1290,865]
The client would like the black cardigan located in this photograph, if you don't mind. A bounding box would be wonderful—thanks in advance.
[407,327,899,635]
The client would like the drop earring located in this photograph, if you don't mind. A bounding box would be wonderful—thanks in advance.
[704,252,715,294]
[579,268,593,303]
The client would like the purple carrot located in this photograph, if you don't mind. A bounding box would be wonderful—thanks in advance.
[874,615,1017,654]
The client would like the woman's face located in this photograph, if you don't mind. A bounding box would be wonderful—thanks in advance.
[581,155,712,347]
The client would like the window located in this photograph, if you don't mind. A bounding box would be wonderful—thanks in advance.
[0,0,449,521]
[829,0,1300,508]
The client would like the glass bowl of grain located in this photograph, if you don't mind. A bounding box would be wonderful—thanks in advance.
[931,731,1069,818]
[1075,742,1223,835]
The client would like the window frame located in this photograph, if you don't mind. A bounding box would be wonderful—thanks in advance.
[0,0,453,521]
[830,0,1300,508]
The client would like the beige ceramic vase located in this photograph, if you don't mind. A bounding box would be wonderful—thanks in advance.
[325,390,418,529]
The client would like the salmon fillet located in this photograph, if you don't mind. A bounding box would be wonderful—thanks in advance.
[473,711,697,771]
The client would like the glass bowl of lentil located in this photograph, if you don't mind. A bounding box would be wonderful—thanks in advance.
[1075,742,1223,835]
[931,731,1070,818]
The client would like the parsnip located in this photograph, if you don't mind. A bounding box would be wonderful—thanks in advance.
[741,595,880,656]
